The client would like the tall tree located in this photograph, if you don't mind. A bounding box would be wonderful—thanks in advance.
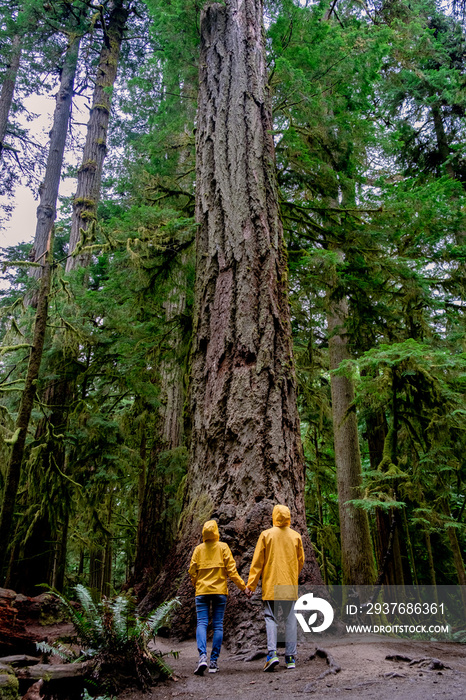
[141,0,322,641]
[30,1,87,278]
[66,0,132,271]
[0,229,53,579]
[326,248,376,585]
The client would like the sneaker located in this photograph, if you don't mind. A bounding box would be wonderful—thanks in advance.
[208,660,219,673]
[194,654,208,675]
[285,655,296,669]
[263,651,279,672]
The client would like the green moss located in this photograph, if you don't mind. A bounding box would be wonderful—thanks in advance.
[91,103,110,114]
[0,673,19,700]
[73,197,96,207]
[78,160,97,173]
[179,491,214,532]
[80,211,97,221]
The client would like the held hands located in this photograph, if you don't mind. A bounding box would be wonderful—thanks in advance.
[244,586,253,599]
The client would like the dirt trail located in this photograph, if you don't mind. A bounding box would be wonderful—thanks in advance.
[119,637,466,700]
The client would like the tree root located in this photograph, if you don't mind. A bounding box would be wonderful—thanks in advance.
[309,646,342,680]
[385,654,452,670]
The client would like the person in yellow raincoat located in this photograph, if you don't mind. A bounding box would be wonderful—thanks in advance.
[189,519,246,675]
[245,504,305,671]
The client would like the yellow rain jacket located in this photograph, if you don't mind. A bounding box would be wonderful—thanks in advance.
[246,504,305,600]
[188,520,246,596]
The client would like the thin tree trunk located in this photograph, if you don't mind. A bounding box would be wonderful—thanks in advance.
[442,501,466,586]
[141,0,322,641]
[31,35,81,278]
[89,548,104,595]
[424,529,439,606]
[402,507,417,585]
[53,513,69,592]
[0,229,53,580]
[102,496,113,598]
[326,252,376,585]
[0,34,22,158]
[137,429,147,523]
[66,0,129,271]
[425,530,436,587]
[431,104,455,179]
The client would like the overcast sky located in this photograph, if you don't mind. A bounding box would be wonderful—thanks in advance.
[1,94,79,251]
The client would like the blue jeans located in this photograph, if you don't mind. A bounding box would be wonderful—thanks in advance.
[195,594,227,661]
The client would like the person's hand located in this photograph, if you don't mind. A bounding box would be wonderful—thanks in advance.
[245,587,253,598]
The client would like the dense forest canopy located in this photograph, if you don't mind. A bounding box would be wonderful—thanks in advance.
[0,0,465,612]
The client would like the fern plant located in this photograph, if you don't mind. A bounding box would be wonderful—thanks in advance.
[37,586,180,692]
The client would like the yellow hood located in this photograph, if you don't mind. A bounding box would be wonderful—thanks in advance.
[202,520,220,541]
[272,504,291,528]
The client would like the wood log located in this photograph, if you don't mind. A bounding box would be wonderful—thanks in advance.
[0,656,41,667]
[15,661,92,681]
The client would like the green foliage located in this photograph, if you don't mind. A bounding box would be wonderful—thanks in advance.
[37,585,180,691]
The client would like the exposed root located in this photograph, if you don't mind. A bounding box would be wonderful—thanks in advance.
[385,653,452,671]
[309,646,342,680]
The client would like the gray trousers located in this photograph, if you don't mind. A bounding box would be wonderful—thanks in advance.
[263,600,297,655]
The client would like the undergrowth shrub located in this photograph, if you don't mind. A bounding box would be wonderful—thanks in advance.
[37,585,180,693]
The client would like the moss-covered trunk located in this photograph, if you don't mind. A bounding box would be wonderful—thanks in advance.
[0,230,53,579]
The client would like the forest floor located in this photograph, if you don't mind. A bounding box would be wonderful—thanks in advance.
[118,636,466,700]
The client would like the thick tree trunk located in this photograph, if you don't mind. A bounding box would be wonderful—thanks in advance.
[133,272,187,597]
[31,37,80,278]
[66,0,129,271]
[326,255,376,585]
[0,230,53,580]
[0,34,21,158]
[141,0,321,643]
[5,515,54,596]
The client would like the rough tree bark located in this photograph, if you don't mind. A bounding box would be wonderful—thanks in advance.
[66,0,129,271]
[0,230,53,580]
[140,0,322,644]
[30,36,81,278]
[326,251,376,585]
[0,34,22,158]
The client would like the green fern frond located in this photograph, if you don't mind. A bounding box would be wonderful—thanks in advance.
[109,595,130,641]
[151,651,174,679]
[145,597,181,635]
[36,640,76,662]
[75,584,104,637]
